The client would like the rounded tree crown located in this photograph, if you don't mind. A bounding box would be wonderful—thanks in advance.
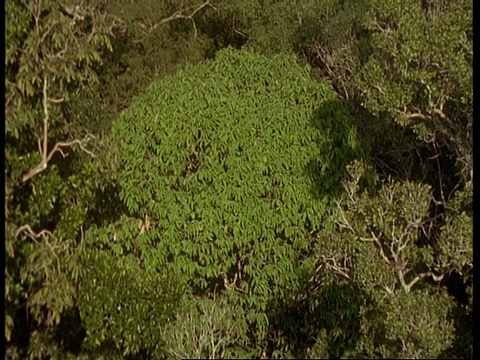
[109,48,337,294]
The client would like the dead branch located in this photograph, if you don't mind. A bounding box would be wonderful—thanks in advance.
[16,224,56,242]
[15,224,59,259]
[22,76,96,183]
[137,0,216,37]
[333,202,356,233]
[322,254,351,280]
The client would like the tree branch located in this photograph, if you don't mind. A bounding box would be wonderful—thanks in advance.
[16,224,56,242]
[22,76,96,183]
[137,0,216,37]
[15,225,60,259]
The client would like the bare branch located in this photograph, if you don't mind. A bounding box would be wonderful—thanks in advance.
[16,224,57,243]
[138,0,216,37]
[233,29,247,37]
[398,267,444,294]
[47,97,65,103]
[369,232,391,265]
[323,258,351,280]
[46,134,96,163]
[401,111,426,121]
[21,77,50,182]
[333,202,356,233]
[22,76,96,183]
[40,21,61,43]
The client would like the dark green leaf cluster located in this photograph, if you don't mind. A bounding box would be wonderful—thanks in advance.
[5,0,115,356]
[5,0,112,139]
[300,0,473,181]
[77,248,183,356]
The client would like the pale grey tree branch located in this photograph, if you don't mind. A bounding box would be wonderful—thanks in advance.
[22,76,96,183]
[137,0,216,37]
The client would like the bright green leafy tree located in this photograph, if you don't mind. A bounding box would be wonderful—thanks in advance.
[78,47,365,357]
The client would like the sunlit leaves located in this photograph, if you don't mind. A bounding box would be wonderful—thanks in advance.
[96,47,342,350]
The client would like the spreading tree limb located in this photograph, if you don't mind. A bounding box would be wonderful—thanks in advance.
[22,76,96,183]
[137,0,217,37]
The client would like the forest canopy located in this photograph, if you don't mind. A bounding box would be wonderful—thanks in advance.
[5,0,472,359]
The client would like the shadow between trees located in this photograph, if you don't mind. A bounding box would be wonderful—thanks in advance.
[265,280,367,358]
[305,98,372,201]
[304,97,461,202]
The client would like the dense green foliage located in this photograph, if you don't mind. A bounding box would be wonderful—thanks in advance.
[315,161,458,358]
[5,1,115,357]
[300,0,472,181]
[80,48,363,356]
[5,0,472,358]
